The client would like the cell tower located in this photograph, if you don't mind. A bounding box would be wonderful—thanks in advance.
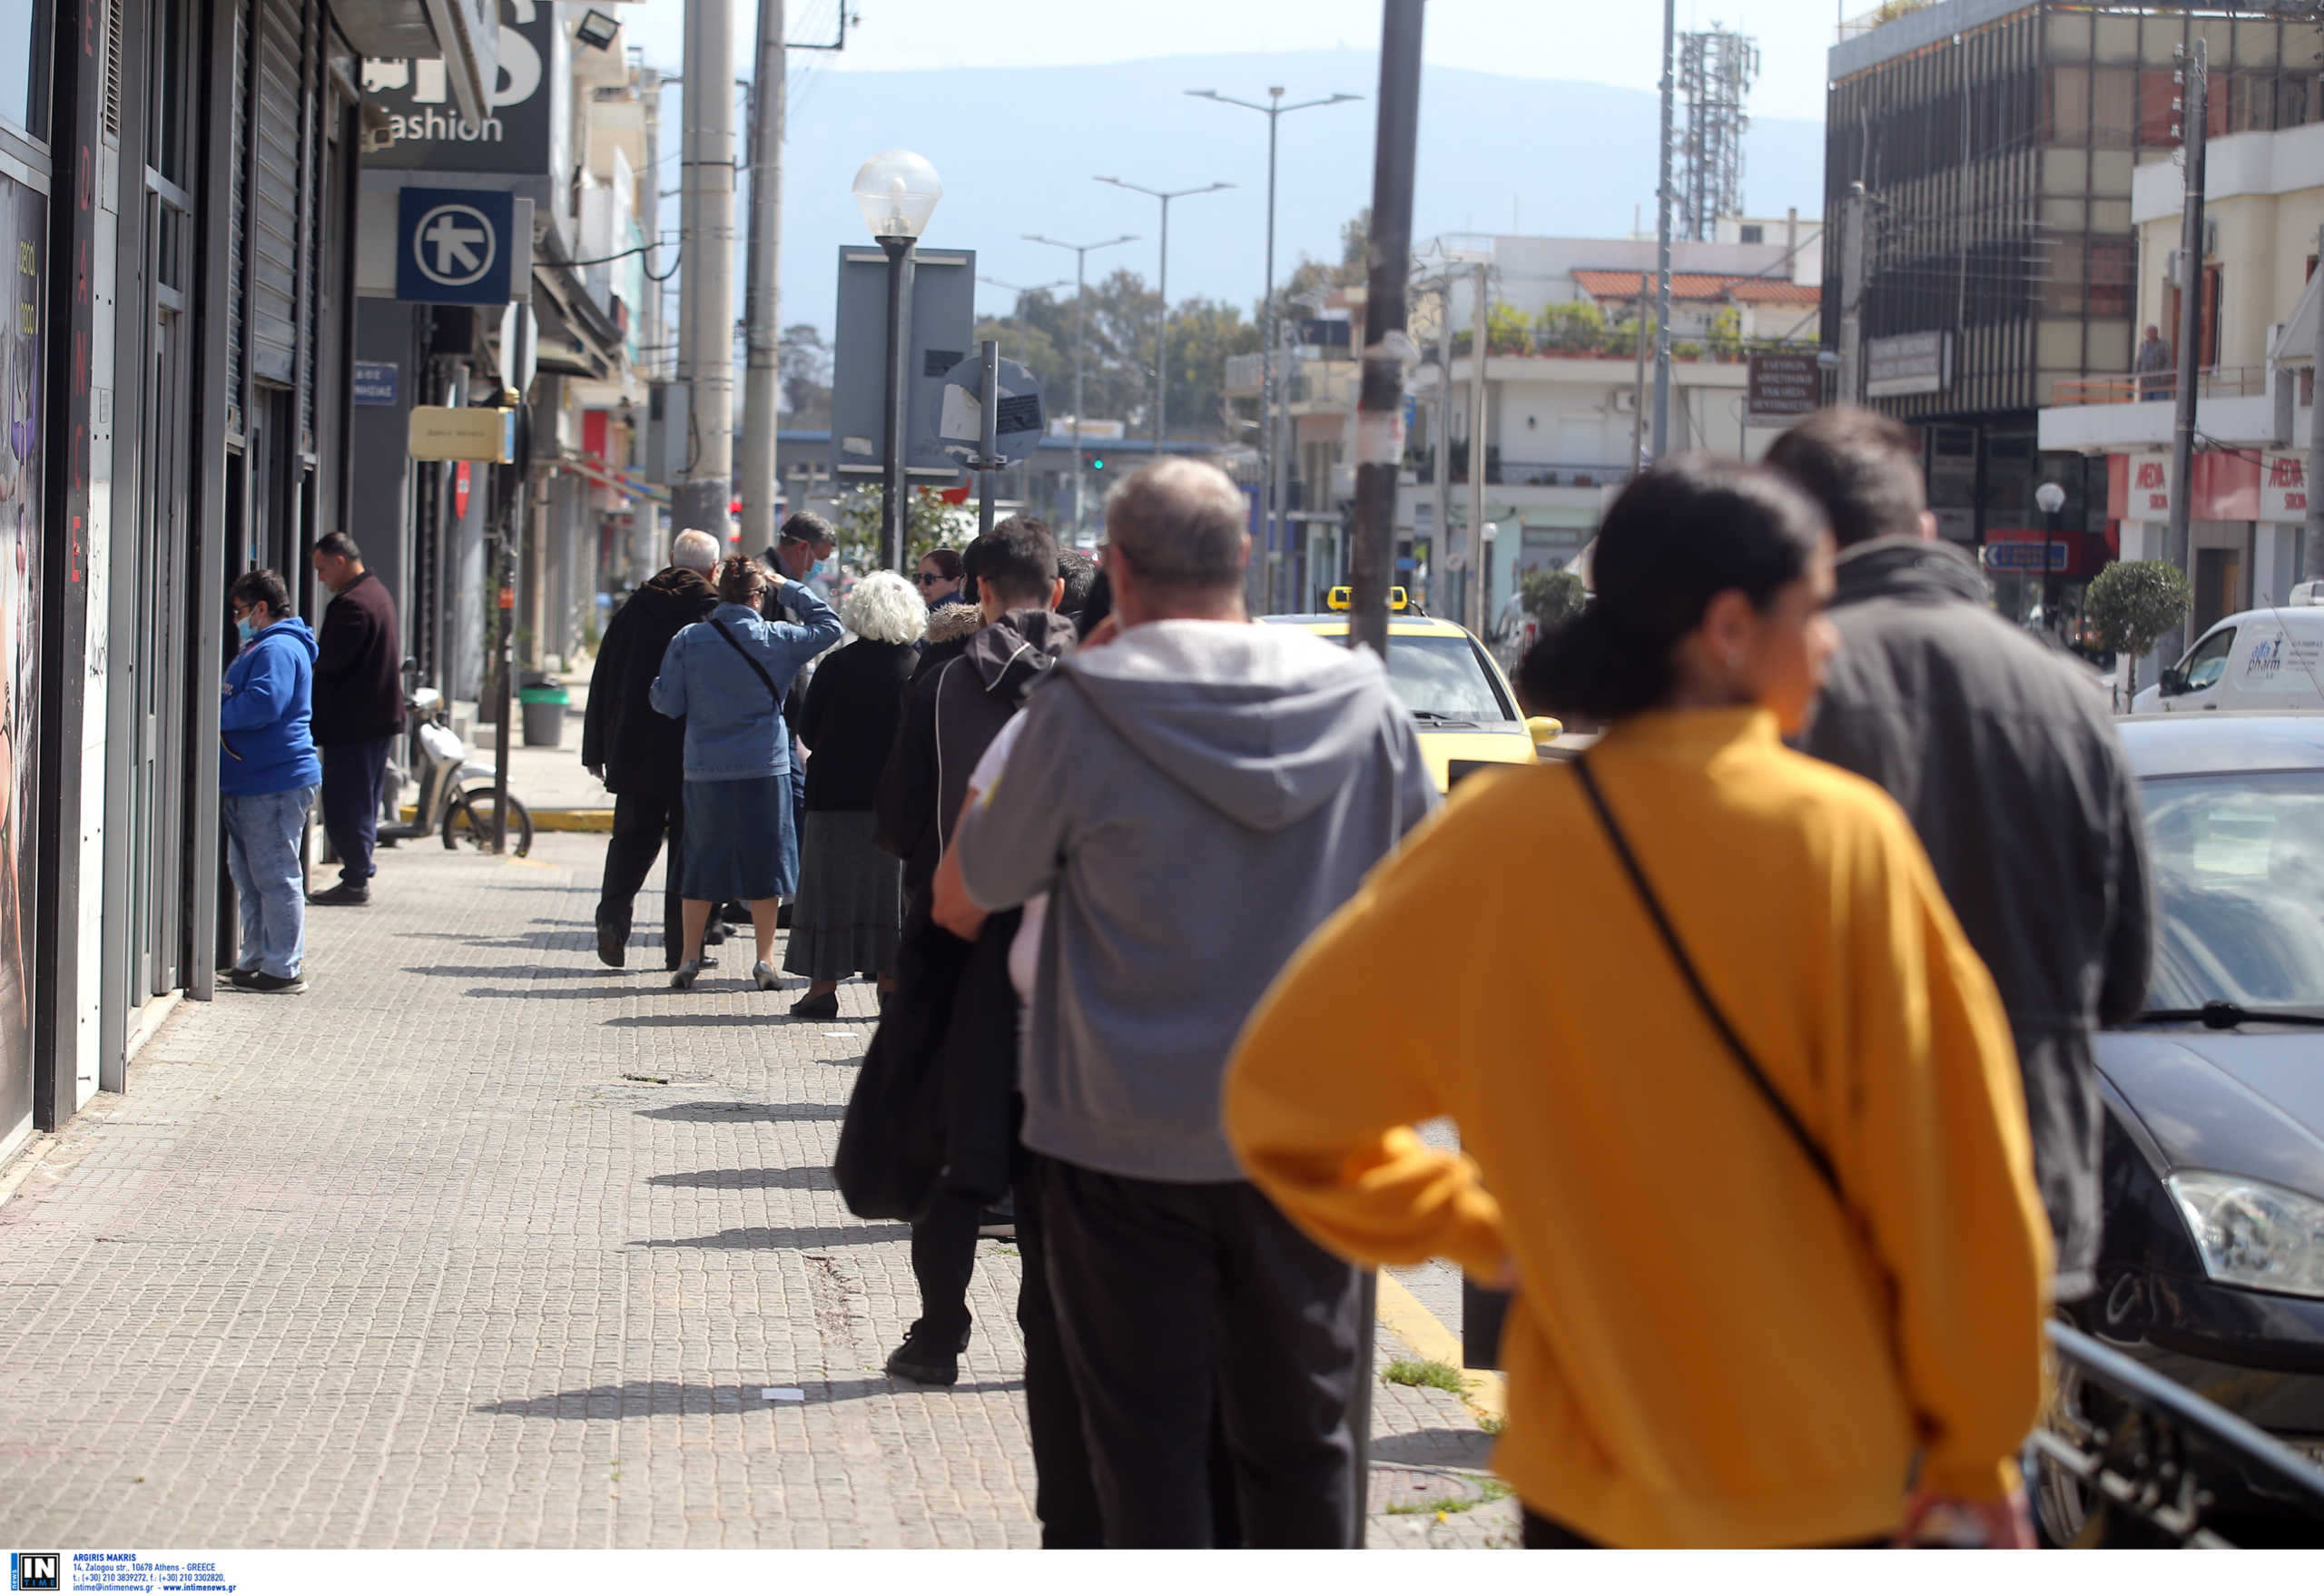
[1678,25,1759,242]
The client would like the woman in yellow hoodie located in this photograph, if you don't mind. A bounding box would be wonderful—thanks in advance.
[1225,456,2052,1550]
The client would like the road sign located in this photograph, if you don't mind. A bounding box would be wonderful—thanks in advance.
[831,245,976,480]
[397,186,517,305]
[936,353,1045,464]
[409,405,515,462]
[351,361,399,407]
[1983,540,2068,573]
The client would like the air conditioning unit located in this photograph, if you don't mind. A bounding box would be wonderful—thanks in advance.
[1613,390,1640,415]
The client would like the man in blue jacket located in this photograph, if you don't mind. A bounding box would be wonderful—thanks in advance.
[221,568,321,993]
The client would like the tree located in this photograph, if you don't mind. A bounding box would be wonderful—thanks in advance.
[2083,558,2192,700]
[778,323,832,429]
[1521,569,1588,628]
[1535,300,1606,355]
[829,484,974,575]
[1487,301,1534,355]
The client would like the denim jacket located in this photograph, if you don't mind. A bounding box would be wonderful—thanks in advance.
[649,586,842,780]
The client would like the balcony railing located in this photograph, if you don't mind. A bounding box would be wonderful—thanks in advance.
[1406,446,1635,490]
[2051,367,2273,406]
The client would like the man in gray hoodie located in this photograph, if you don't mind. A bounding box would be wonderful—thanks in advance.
[955,458,1436,1547]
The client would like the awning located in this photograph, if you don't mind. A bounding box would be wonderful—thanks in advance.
[2273,265,2322,366]
[334,0,497,126]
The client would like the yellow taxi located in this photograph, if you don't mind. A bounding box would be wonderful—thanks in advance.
[1261,588,1561,794]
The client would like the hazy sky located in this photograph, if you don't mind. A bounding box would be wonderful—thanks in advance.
[613,0,1846,119]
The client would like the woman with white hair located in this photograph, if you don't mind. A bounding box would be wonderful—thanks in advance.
[783,569,928,1018]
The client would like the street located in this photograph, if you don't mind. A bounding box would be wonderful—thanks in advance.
[0,834,1512,1549]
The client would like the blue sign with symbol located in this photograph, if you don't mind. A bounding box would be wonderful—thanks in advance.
[396,187,516,306]
[351,361,399,407]
[1984,540,2069,572]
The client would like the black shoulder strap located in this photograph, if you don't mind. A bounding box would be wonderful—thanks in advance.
[709,616,783,705]
[1572,754,1842,1199]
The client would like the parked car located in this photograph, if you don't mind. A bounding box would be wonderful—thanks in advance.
[2132,606,2324,715]
[2035,713,2324,1543]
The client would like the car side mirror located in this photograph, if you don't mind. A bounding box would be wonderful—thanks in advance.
[1526,714,1563,754]
[2160,665,2187,696]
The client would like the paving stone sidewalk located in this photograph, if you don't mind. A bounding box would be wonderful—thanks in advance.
[0,833,1512,1549]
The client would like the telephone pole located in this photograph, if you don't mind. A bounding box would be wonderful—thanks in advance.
[1349,1,1421,660]
[738,0,785,555]
[2167,38,2208,666]
[1652,0,1677,459]
[675,0,737,541]
[1836,182,1866,408]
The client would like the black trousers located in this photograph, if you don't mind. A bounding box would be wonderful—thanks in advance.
[320,735,391,887]
[1039,1157,1360,1549]
[908,1187,980,1345]
[596,788,687,968]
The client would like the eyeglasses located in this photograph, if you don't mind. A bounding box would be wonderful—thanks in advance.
[914,574,944,586]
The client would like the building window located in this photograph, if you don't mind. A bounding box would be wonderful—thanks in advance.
[1738,223,1763,244]
[0,0,51,143]
[2089,238,2134,318]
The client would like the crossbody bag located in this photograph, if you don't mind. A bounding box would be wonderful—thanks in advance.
[709,617,784,706]
[1571,754,1842,1202]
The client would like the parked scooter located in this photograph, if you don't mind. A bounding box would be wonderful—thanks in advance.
[377,662,534,857]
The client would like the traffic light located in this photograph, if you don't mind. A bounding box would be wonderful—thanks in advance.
[1090,456,1106,472]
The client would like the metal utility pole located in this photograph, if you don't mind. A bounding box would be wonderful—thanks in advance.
[1432,279,1452,606]
[738,0,785,556]
[635,64,668,578]
[1026,232,1136,536]
[1349,0,1421,663]
[1631,282,1649,475]
[1652,0,1677,459]
[2167,36,2208,671]
[1095,175,1234,452]
[675,0,737,541]
[970,339,1003,537]
[977,275,1066,363]
[1467,260,1488,631]
[1836,182,1866,408]
[1187,85,1362,612]
[2306,220,2324,585]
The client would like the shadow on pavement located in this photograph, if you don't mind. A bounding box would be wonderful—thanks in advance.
[636,1100,847,1122]
[629,1223,910,1250]
[407,965,625,980]
[646,1166,837,1190]
[603,1011,841,1027]
[464,985,645,1000]
[1370,1427,1497,1470]
[473,1375,1024,1417]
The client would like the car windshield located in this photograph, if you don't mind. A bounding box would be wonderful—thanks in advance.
[2142,770,2324,1010]
[1383,634,1516,724]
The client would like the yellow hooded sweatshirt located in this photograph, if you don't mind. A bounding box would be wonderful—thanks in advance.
[1225,707,2051,1549]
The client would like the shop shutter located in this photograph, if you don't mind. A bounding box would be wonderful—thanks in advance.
[246,0,300,386]
[224,0,246,434]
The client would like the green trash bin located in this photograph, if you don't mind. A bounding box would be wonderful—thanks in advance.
[517,681,570,747]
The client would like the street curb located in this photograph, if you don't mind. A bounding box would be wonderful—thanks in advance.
[1376,1272,1507,1425]
[399,805,614,833]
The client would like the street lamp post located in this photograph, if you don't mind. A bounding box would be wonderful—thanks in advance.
[1094,176,1234,452]
[853,150,943,573]
[1187,85,1361,613]
[975,274,1068,363]
[1026,232,1137,536]
[2036,479,2067,637]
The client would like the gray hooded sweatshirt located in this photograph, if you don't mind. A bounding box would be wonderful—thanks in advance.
[955,619,1437,1182]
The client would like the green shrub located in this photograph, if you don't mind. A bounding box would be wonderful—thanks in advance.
[2083,558,2192,699]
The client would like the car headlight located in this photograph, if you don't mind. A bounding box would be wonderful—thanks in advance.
[2167,1171,2324,1299]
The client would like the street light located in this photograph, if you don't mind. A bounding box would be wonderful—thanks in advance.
[1095,176,1235,452]
[1025,232,1137,536]
[853,150,942,571]
[1187,85,1361,613]
[976,274,1068,363]
[2036,479,2068,636]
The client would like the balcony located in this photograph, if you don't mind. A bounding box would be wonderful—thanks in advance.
[2049,366,2274,406]
[1405,444,1635,490]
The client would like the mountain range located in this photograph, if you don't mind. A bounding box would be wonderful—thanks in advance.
[701,47,1827,338]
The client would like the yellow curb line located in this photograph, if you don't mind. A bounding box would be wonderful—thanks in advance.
[398,806,615,833]
[1375,1271,1506,1425]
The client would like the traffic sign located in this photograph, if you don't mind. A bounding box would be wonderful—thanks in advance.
[1983,540,2068,573]
[397,187,517,306]
[936,352,1045,465]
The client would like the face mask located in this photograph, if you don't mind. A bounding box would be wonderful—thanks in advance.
[804,558,826,583]
[236,616,255,646]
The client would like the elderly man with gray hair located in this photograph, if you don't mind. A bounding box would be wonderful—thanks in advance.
[583,528,722,968]
[950,458,1437,1546]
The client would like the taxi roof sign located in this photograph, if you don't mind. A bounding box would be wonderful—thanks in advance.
[1325,586,1408,613]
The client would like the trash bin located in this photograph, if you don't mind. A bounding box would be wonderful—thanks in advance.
[517,681,570,747]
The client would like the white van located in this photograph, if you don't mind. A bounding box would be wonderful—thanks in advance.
[2132,606,2324,714]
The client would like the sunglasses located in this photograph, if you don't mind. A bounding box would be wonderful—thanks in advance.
[914,573,946,586]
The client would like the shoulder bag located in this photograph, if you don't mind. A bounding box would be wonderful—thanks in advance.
[709,616,783,706]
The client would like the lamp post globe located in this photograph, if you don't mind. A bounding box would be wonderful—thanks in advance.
[852,150,942,241]
[2035,480,2068,637]
[855,151,942,571]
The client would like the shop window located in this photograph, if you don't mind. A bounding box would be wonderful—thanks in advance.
[0,0,50,142]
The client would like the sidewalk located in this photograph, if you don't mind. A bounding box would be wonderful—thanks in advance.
[0,833,1514,1549]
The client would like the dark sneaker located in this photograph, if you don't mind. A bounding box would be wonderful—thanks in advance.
[231,970,308,994]
[596,923,627,969]
[307,882,370,907]
[217,964,255,982]
[884,1326,970,1386]
[789,990,839,1021]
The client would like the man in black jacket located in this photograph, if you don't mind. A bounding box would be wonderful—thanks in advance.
[1773,409,2152,1304]
[308,532,404,907]
[583,529,720,968]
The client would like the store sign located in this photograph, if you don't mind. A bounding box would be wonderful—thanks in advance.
[2262,453,2309,523]
[1746,351,1820,422]
[1866,330,1953,398]
[351,361,399,407]
[361,0,560,176]
[2129,454,2174,519]
[1984,541,2069,573]
[396,189,517,306]
[409,406,516,463]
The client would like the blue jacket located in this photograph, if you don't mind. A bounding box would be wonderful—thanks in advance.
[650,586,842,780]
[221,616,322,796]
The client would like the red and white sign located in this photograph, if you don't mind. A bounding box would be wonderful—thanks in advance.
[2263,453,2309,523]
[454,460,472,518]
[2129,454,2174,519]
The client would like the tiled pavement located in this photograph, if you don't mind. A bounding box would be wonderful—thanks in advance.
[0,833,1514,1549]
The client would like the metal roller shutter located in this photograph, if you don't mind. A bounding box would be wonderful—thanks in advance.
[247,0,300,386]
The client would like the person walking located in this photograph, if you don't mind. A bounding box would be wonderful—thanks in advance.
[584,528,721,970]
[648,555,842,990]
[221,568,322,994]
[951,459,1437,1548]
[1224,457,2051,1550]
[913,547,970,614]
[784,570,925,1020]
[766,510,840,919]
[1768,407,2152,1305]
[306,532,401,907]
